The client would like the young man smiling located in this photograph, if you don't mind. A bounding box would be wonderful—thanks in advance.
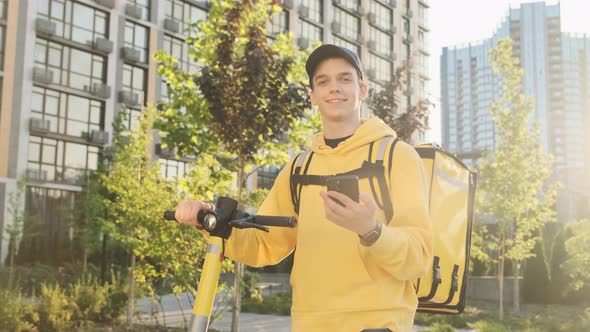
[175,44,433,332]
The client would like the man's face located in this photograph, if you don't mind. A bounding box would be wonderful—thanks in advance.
[309,58,368,122]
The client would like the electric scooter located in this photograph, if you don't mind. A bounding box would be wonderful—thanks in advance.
[164,196,296,332]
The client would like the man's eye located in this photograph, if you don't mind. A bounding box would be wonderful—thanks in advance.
[317,80,328,85]
[342,77,351,82]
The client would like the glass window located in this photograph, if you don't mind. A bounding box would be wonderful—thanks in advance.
[162,35,200,74]
[369,26,392,56]
[37,0,109,45]
[0,25,5,71]
[0,0,6,19]
[35,39,106,91]
[159,158,190,179]
[27,137,99,183]
[369,54,392,82]
[124,20,149,63]
[300,20,322,44]
[122,64,147,104]
[31,87,104,137]
[267,10,288,37]
[127,0,151,21]
[300,0,323,24]
[331,36,360,55]
[164,0,207,35]
[257,166,280,189]
[336,0,361,12]
[333,7,360,41]
[368,0,393,31]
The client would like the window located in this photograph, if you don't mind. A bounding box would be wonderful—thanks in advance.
[257,166,280,190]
[122,64,147,104]
[331,36,360,55]
[159,158,190,179]
[369,26,392,56]
[333,7,360,41]
[127,0,151,21]
[0,24,5,71]
[31,87,104,137]
[0,0,6,19]
[37,0,108,45]
[124,21,149,63]
[300,0,323,24]
[267,10,288,37]
[337,0,360,12]
[369,54,392,82]
[28,136,99,183]
[164,0,207,35]
[368,0,393,31]
[35,39,106,91]
[162,35,200,74]
[300,20,322,44]
[121,107,142,131]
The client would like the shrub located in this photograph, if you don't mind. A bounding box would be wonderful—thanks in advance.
[241,292,291,316]
[69,277,110,326]
[0,288,39,331]
[468,320,511,332]
[36,283,72,331]
[523,239,551,304]
[421,323,456,332]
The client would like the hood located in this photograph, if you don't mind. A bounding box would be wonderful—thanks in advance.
[310,118,397,155]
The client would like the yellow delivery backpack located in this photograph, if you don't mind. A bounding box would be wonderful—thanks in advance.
[414,144,477,314]
[289,139,476,314]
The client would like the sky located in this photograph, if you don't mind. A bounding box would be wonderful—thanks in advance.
[424,0,590,144]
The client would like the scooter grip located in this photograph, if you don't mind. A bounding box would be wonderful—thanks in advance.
[163,210,176,221]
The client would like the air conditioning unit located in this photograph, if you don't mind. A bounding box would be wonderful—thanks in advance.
[407,9,414,18]
[26,169,48,182]
[29,117,51,133]
[388,26,397,34]
[35,18,56,36]
[32,67,54,84]
[389,0,397,8]
[118,90,140,105]
[163,18,180,33]
[94,37,113,53]
[355,6,365,16]
[121,47,141,62]
[298,5,309,18]
[404,86,414,96]
[368,13,376,24]
[89,129,109,145]
[368,40,376,51]
[356,34,365,44]
[283,0,294,9]
[403,36,414,44]
[331,22,341,34]
[85,83,111,99]
[156,143,178,158]
[125,4,143,19]
[367,69,376,80]
[95,0,114,9]
[297,37,309,49]
[333,0,341,5]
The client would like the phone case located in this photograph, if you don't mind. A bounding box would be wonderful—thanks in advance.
[326,175,359,206]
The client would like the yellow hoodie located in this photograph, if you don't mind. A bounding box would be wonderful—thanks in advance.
[220,118,433,332]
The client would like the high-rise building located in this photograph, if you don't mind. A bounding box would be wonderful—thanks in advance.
[0,0,430,264]
[441,1,590,222]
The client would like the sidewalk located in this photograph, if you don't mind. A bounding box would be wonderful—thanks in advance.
[136,292,474,331]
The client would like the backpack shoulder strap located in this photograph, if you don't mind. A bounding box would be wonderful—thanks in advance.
[289,148,314,215]
[368,136,399,225]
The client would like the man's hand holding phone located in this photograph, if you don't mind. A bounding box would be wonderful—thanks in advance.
[320,175,379,237]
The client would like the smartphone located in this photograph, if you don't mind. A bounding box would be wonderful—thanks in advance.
[326,175,359,207]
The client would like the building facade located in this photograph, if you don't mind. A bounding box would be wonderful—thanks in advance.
[441,1,590,222]
[0,0,430,263]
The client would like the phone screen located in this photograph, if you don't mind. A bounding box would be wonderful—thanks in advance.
[326,175,359,207]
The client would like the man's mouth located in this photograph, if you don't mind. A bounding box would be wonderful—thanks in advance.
[326,98,346,103]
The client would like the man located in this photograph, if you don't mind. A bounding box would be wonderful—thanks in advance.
[175,44,432,332]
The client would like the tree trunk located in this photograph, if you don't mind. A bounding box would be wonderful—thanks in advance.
[82,247,88,276]
[127,252,136,328]
[7,236,15,289]
[513,260,521,313]
[231,158,246,332]
[498,235,505,320]
[101,233,107,284]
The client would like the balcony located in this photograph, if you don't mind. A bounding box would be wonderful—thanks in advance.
[35,18,56,36]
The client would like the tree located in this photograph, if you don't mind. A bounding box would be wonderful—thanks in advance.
[562,219,590,293]
[4,177,31,289]
[154,0,314,330]
[369,62,433,142]
[476,38,558,319]
[522,239,550,303]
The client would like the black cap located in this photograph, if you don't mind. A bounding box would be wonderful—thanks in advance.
[305,44,364,87]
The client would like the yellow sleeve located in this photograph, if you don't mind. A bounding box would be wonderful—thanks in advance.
[221,163,298,267]
[359,141,433,280]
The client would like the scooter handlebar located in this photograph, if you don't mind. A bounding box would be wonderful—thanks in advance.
[163,210,297,228]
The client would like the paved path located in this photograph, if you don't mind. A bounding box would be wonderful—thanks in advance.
[136,292,474,331]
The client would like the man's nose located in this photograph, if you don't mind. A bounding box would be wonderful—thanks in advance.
[329,82,342,93]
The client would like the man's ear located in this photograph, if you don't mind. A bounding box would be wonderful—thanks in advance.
[310,89,317,106]
[359,81,368,101]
